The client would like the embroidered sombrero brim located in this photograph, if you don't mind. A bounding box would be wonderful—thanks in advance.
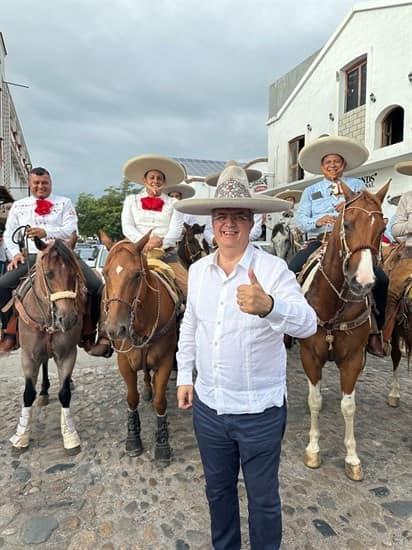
[206,168,262,187]
[395,161,412,176]
[298,136,369,174]
[123,154,186,186]
[260,188,302,202]
[174,196,291,215]
[164,183,195,199]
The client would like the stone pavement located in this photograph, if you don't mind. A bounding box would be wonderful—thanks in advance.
[1,347,412,549]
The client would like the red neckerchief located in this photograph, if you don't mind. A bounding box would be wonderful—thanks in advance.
[34,198,54,216]
[141,196,164,212]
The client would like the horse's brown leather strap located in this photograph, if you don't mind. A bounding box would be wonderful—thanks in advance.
[14,296,49,333]
[317,304,371,334]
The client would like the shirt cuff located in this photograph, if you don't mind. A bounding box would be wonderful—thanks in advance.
[176,368,194,386]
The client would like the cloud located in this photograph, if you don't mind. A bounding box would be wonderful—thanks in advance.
[1,0,355,200]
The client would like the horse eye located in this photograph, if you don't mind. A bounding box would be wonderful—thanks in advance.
[343,221,352,231]
[45,271,54,279]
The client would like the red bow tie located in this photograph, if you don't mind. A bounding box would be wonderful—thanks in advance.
[141,196,164,212]
[35,198,54,216]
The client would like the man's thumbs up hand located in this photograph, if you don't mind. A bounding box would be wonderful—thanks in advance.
[236,268,274,317]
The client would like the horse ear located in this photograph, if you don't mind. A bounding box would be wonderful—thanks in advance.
[99,229,114,250]
[184,222,190,230]
[374,178,391,204]
[201,224,205,231]
[340,181,356,201]
[34,236,48,251]
[67,232,77,249]
[136,230,151,252]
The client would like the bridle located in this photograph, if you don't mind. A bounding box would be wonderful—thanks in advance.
[103,241,176,352]
[318,192,384,304]
[184,231,203,264]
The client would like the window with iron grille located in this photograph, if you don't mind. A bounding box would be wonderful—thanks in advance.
[345,58,367,112]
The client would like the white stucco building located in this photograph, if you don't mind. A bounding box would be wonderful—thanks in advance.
[0,33,31,223]
[267,0,412,221]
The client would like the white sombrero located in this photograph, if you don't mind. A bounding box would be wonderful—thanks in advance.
[261,188,302,202]
[174,161,290,215]
[205,164,262,187]
[298,136,369,175]
[123,154,186,186]
[164,183,195,199]
[395,160,412,176]
[387,194,401,206]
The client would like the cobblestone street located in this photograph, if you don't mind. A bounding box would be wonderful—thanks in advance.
[1,347,412,549]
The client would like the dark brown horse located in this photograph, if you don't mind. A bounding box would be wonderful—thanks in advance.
[177,222,209,268]
[10,234,86,454]
[383,244,412,407]
[102,234,178,461]
[299,182,389,481]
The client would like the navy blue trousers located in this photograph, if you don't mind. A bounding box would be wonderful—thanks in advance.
[193,395,287,550]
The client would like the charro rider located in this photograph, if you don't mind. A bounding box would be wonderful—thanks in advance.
[382,160,412,349]
[264,187,302,241]
[0,167,109,356]
[289,135,389,357]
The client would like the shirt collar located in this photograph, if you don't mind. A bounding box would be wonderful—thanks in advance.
[209,242,255,271]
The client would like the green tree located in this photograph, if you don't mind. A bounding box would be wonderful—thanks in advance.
[76,179,141,240]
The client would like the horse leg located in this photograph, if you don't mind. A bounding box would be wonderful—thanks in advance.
[56,350,81,455]
[10,355,41,451]
[37,360,50,407]
[388,328,402,407]
[142,368,153,402]
[339,357,364,481]
[118,355,143,456]
[304,379,322,469]
[151,360,173,462]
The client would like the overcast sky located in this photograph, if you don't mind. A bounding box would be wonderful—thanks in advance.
[2,0,357,201]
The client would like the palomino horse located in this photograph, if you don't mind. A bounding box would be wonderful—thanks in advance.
[177,222,209,268]
[102,234,178,461]
[11,234,86,454]
[383,244,412,407]
[299,182,389,481]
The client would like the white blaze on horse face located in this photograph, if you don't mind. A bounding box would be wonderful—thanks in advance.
[115,265,124,275]
[355,249,375,287]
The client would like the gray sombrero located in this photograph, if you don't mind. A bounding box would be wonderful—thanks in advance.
[298,136,369,175]
[123,154,186,186]
[387,195,401,206]
[395,160,412,176]
[261,188,302,202]
[205,164,262,187]
[174,161,290,215]
[164,183,195,199]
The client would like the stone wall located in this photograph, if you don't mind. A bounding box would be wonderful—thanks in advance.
[338,105,366,143]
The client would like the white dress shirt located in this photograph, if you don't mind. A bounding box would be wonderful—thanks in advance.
[121,190,184,248]
[4,194,78,257]
[176,243,317,414]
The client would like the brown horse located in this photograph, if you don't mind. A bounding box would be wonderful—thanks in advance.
[383,244,412,407]
[177,222,209,268]
[299,181,389,481]
[102,234,178,461]
[10,233,86,454]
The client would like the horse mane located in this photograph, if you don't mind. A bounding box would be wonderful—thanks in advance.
[50,239,86,285]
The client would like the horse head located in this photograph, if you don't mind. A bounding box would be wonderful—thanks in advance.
[271,222,291,260]
[103,233,150,341]
[333,180,389,297]
[34,232,85,332]
[179,223,207,267]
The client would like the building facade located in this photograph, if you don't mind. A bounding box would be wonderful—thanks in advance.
[267,0,412,222]
[0,33,31,223]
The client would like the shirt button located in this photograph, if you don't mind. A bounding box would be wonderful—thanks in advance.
[220,301,224,306]
[217,321,221,325]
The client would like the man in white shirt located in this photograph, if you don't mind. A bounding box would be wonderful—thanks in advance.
[0,167,106,355]
[175,162,317,550]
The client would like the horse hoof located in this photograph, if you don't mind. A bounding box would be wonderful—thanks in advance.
[304,450,321,469]
[387,396,400,408]
[126,439,143,457]
[65,445,81,456]
[345,462,363,481]
[142,387,153,402]
[37,394,49,407]
[154,444,171,462]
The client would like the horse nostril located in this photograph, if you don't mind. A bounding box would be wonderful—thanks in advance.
[118,325,128,339]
